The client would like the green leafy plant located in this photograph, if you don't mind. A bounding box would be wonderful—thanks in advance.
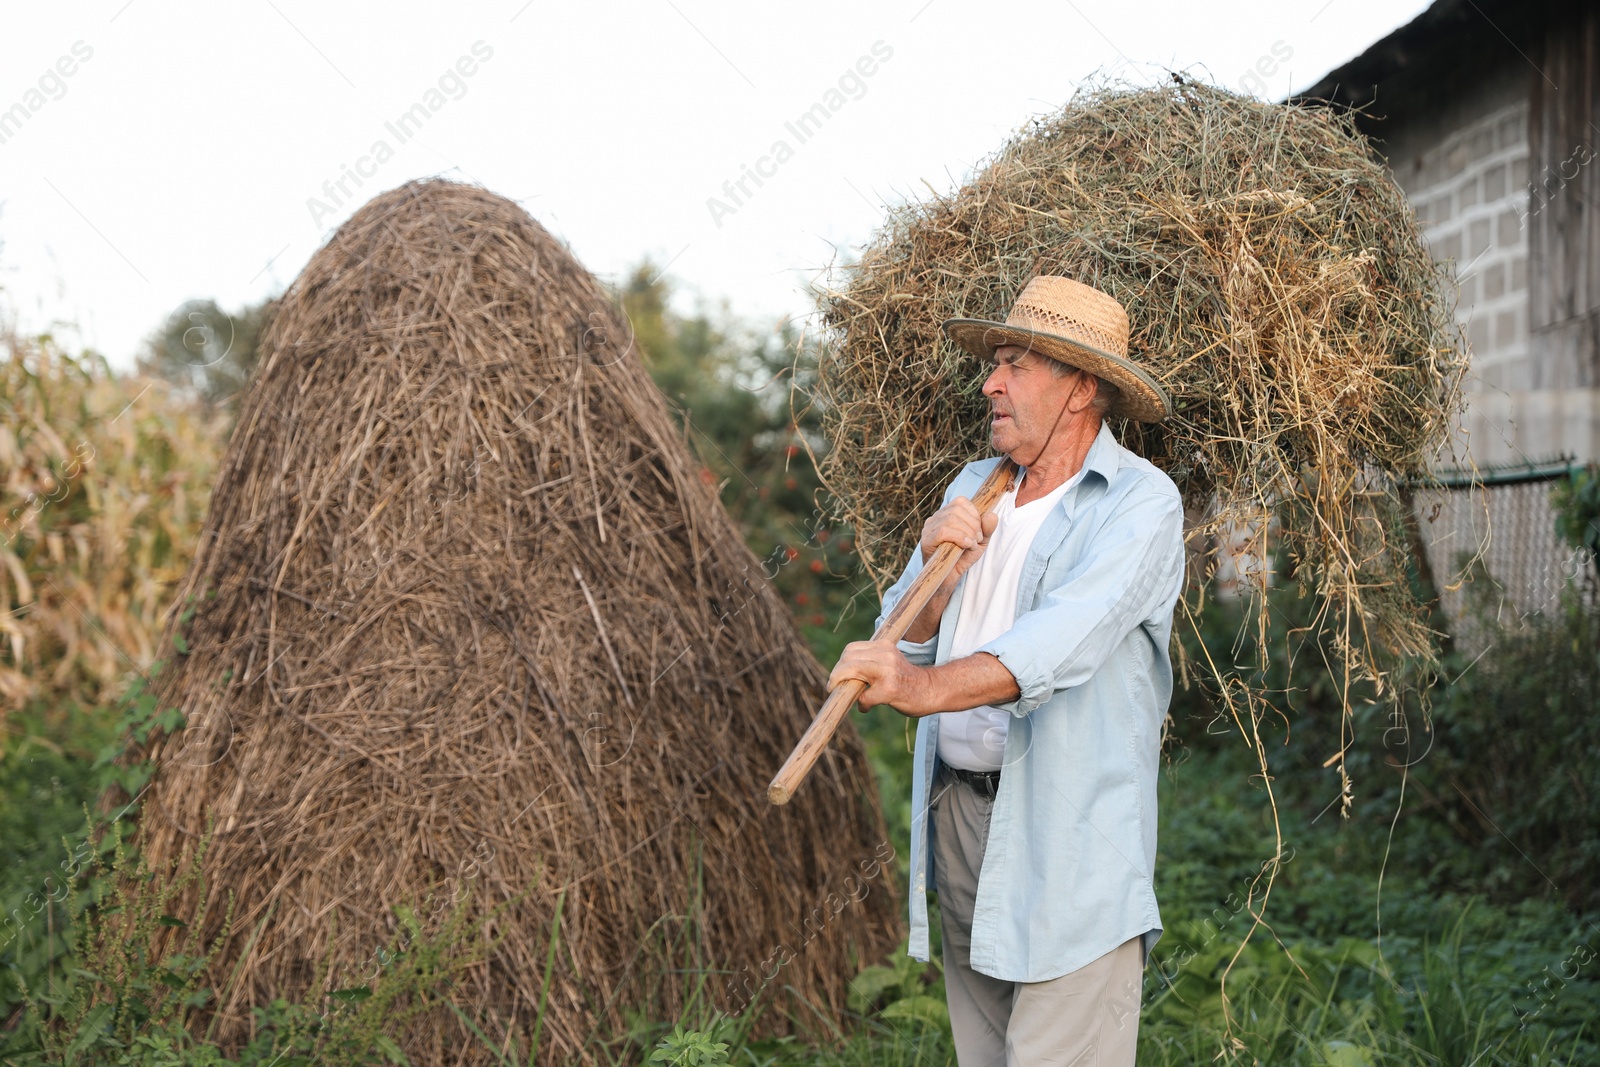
[12,820,233,1064]
[846,942,947,1038]
[1553,463,1600,580]
[648,1024,731,1066]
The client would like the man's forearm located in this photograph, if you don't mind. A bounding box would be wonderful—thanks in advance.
[900,652,1020,717]
[900,567,958,643]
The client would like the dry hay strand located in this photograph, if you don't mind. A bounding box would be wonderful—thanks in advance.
[135,179,898,1063]
[814,81,1466,807]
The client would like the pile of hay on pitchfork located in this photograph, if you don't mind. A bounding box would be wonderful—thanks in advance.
[812,80,1467,798]
[135,179,898,1063]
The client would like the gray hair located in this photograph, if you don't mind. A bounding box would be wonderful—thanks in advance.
[1046,359,1120,415]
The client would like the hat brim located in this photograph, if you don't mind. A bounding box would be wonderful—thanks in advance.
[941,318,1172,424]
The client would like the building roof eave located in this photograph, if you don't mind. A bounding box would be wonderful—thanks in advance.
[1291,0,1545,116]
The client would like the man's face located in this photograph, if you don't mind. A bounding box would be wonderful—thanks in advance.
[982,344,1086,458]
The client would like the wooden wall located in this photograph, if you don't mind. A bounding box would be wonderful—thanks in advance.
[1527,0,1600,389]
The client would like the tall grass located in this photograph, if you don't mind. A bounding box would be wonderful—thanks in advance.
[0,330,221,722]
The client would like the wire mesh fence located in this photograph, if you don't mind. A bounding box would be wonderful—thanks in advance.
[1411,457,1599,653]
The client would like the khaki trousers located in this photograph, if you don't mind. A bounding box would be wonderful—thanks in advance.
[931,765,1143,1067]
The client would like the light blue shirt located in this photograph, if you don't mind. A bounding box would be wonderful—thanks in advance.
[880,421,1185,982]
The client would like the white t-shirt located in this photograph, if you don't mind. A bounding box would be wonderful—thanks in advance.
[936,467,1083,771]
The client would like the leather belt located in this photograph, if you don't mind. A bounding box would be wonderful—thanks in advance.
[948,766,1002,799]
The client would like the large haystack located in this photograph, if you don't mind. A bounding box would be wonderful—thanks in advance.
[137,180,897,1062]
[814,82,1467,809]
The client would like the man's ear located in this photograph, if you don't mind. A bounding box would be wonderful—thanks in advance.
[1065,368,1097,413]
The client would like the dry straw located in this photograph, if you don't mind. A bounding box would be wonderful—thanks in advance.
[136,180,897,1063]
[813,82,1465,819]
[0,335,221,720]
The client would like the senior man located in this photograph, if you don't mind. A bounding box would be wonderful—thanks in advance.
[828,276,1185,1066]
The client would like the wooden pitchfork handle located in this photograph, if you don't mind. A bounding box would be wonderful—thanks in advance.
[767,458,1020,805]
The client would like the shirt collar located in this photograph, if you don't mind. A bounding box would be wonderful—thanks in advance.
[1081,420,1123,486]
[1019,420,1121,492]
[1016,421,1121,522]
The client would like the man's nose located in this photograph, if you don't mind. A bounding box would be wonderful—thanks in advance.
[982,365,1004,396]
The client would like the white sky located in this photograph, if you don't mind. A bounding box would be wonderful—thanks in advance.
[0,0,1430,369]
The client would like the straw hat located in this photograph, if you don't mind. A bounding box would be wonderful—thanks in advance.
[942,275,1172,423]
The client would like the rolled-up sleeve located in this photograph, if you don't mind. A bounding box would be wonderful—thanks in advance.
[875,471,979,666]
[874,546,940,665]
[895,635,938,665]
[978,482,1184,717]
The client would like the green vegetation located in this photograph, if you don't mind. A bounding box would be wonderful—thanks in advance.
[135,299,271,415]
[1553,463,1600,582]
[3,278,1596,1063]
[621,267,872,651]
[2,668,507,1066]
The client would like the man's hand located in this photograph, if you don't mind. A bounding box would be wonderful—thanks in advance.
[921,496,1001,582]
[828,641,935,717]
[899,496,1001,645]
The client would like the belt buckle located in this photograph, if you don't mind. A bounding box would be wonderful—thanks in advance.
[959,768,1000,799]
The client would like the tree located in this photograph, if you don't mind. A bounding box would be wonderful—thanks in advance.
[137,297,273,411]
[619,265,868,646]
